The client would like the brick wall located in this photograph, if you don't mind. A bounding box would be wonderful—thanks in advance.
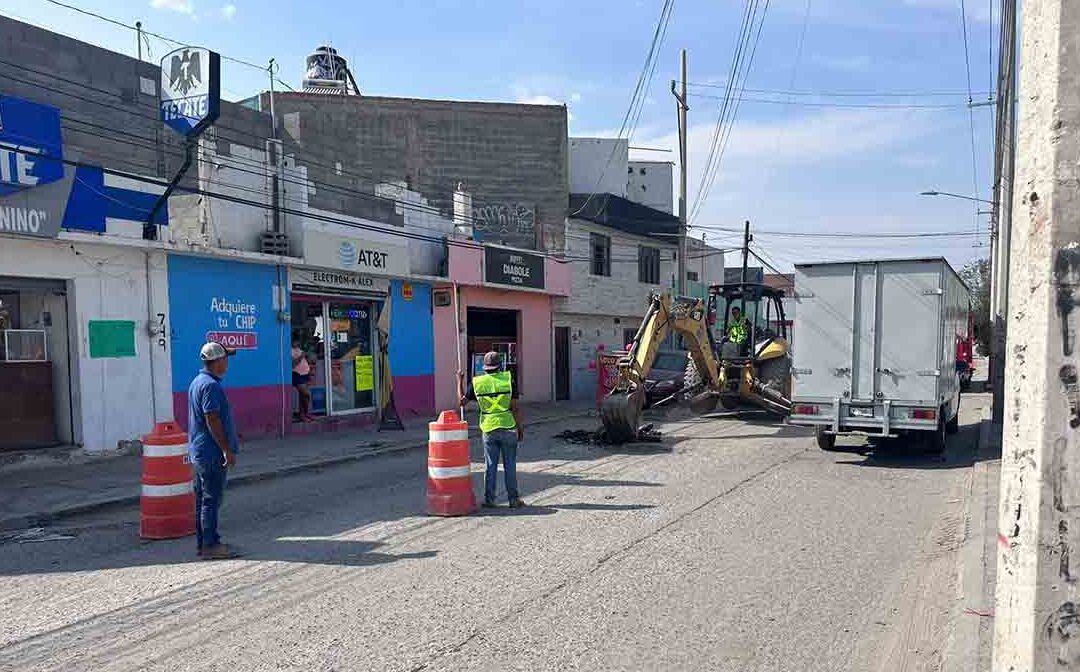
[267,92,568,252]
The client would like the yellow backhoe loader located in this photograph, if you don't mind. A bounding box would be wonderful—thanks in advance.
[600,283,793,443]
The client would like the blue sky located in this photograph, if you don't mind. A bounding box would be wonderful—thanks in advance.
[5,0,997,271]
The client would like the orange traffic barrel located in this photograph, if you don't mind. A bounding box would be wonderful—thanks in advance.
[140,421,196,539]
[427,410,476,516]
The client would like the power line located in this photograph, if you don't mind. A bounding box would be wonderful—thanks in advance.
[40,0,268,72]
[691,224,982,239]
[689,0,770,224]
[570,0,674,217]
[686,82,994,98]
[689,93,976,109]
[958,0,983,243]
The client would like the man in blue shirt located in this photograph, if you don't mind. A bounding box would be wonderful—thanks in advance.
[188,341,240,560]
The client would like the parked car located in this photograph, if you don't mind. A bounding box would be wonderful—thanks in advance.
[643,351,689,407]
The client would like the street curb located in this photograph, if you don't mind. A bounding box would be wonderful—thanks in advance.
[943,411,995,672]
[0,410,595,532]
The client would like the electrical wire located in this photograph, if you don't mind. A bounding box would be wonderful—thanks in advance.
[570,0,674,217]
[41,0,268,72]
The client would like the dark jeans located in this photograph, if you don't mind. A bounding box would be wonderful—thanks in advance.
[193,458,227,549]
[483,429,519,504]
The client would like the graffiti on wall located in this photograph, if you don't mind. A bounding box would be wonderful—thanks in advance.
[471,203,535,239]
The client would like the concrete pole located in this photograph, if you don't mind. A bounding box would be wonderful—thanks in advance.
[674,49,688,296]
[992,0,1080,668]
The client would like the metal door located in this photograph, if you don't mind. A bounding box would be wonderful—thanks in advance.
[851,264,879,401]
[554,327,570,401]
[792,264,857,400]
[876,261,942,403]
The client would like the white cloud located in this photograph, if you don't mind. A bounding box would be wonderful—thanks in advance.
[513,90,573,122]
[220,3,237,19]
[150,0,194,14]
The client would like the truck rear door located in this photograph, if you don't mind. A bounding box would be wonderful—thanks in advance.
[793,263,855,400]
[875,260,942,404]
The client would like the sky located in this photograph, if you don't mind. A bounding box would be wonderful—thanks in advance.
[3,0,999,272]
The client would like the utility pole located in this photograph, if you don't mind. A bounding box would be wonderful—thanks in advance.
[740,220,751,315]
[992,0,1080,668]
[671,49,689,295]
[990,0,1018,426]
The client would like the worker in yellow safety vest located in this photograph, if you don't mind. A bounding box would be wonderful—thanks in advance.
[458,351,525,508]
[728,306,751,345]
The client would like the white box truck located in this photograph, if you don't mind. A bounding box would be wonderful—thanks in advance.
[787,258,969,452]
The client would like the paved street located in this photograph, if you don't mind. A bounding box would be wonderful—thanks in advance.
[0,395,991,672]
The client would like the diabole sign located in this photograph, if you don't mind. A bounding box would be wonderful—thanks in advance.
[160,47,221,137]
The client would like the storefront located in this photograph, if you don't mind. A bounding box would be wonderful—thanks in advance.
[0,93,172,452]
[288,225,437,427]
[433,242,570,411]
[289,268,384,421]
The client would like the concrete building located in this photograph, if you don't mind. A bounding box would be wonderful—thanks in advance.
[627,160,674,215]
[553,194,681,401]
[261,91,570,252]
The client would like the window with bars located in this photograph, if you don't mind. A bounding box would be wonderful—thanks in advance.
[590,233,611,276]
[638,246,660,284]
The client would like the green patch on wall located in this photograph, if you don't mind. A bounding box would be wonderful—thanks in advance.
[88,320,137,358]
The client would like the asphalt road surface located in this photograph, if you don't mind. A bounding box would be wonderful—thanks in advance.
[0,395,990,671]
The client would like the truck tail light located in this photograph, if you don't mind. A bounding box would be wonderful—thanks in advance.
[911,409,937,420]
[794,404,819,415]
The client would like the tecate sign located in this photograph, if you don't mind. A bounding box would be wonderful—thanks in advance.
[0,95,67,239]
[160,47,221,138]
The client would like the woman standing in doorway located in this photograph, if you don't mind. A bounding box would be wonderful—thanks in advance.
[291,334,314,422]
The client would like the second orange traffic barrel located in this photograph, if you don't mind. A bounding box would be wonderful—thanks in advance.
[140,421,196,539]
[426,410,476,516]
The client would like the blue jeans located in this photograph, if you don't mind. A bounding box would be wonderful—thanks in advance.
[193,459,227,549]
[483,429,519,503]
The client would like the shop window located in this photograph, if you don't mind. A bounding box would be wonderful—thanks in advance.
[590,233,611,277]
[638,246,660,284]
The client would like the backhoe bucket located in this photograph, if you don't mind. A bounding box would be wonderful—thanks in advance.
[600,389,644,444]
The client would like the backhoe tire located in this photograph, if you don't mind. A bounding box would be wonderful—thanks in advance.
[816,427,838,452]
[757,355,792,397]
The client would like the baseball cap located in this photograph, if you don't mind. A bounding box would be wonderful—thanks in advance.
[200,341,236,361]
[482,351,503,372]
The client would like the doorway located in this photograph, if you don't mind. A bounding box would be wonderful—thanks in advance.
[466,307,519,386]
[291,296,378,420]
[555,326,570,400]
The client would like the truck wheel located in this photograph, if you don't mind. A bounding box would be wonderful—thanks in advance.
[927,410,948,455]
[816,427,838,452]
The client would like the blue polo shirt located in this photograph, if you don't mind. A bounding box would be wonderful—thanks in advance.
[187,369,239,464]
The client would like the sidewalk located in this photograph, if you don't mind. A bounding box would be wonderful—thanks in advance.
[0,400,595,532]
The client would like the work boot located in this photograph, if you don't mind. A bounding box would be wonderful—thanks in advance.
[200,543,239,560]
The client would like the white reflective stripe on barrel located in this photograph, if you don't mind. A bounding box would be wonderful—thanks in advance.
[142,481,193,497]
[429,429,468,442]
[428,465,471,479]
[143,443,189,458]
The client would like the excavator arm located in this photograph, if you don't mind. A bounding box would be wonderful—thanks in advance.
[600,292,721,442]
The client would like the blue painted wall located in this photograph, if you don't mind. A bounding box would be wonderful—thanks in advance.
[388,280,434,377]
[167,255,287,391]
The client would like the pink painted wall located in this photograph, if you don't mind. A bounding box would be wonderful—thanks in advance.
[433,286,553,410]
[448,240,483,284]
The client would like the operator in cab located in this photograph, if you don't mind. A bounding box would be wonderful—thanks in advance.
[728,306,751,346]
